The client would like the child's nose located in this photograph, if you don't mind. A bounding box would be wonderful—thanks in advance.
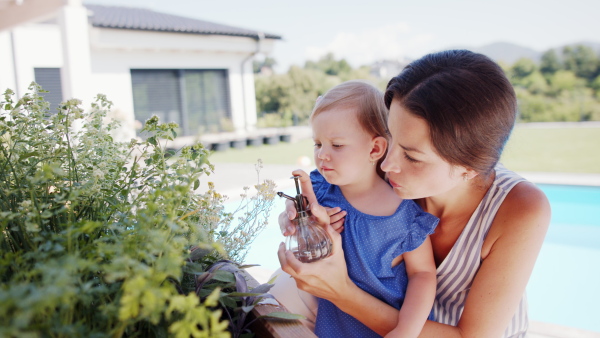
[317,147,329,161]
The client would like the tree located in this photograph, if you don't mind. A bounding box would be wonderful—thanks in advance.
[253,56,277,74]
[562,45,599,81]
[511,58,537,80]
[304,53,353,76]
[540,49,562,76]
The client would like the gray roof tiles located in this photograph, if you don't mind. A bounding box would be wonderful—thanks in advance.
[86,5,281,40]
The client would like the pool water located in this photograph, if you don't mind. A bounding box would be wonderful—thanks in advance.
[240,184,600,333]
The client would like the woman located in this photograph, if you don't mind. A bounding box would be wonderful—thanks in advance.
[274,50,550,337]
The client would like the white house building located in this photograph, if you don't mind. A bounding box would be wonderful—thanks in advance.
[0,0,281,142]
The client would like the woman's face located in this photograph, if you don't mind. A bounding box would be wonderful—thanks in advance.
[381,98,466,200]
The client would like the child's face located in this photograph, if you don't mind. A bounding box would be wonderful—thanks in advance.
[311,107,376,186]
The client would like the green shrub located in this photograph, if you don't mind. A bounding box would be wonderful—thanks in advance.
[0,84,277,337]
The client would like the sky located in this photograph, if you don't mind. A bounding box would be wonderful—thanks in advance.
[84,0,600,73]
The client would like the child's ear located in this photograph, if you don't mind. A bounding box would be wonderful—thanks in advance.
[370,136,387,161]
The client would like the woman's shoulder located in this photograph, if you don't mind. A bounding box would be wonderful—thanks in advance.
[483,180,551,258]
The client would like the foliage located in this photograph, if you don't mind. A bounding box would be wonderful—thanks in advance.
[509,44,600,122]
[0,84,276,337]
[254,54,383,125]
[191,260,304,338]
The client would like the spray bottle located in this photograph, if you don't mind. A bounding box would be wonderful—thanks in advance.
[277,175,332,263]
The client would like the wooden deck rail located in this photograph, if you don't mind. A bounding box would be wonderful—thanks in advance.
[243,271,316,338]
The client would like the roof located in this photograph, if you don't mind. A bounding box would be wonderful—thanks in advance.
[85,5,281,40]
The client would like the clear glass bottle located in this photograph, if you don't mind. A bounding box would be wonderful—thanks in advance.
[278,176,332,263]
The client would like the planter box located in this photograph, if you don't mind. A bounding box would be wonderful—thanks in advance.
[247,137,263,147]
[210,141,229,152]
[230,139,246,150]
[243,272,316,338]
[263,135,279,145]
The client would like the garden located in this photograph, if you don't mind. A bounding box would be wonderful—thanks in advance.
[0,84,302,338]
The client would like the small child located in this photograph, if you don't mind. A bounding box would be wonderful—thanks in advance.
[286,80,439,337]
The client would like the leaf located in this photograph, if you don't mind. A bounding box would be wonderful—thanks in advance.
[147,136,157,146]
[19,151,40,161]
[193,179,200,191]
[227,292,264,297]
[259,312,306,320]
[250,283,274,294]
[211,270,236,283]
[241,305,254,313]
[182,262,206,275]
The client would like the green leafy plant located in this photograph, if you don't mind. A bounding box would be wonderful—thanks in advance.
[188,259,303,338]
[0,84,278,337]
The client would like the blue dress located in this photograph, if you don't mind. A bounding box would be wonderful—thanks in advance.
[310,170,439,338]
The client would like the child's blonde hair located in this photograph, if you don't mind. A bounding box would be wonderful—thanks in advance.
[310,80,389,178]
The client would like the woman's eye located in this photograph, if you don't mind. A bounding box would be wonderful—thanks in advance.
[314,143,322,148]
[404,153,420,163]
[332,144,343,148]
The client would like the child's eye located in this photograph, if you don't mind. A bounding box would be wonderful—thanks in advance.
[404,153,420,163]
[332,144,343,148]
[314,143,322,148]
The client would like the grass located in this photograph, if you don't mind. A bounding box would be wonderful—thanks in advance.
[208,125,600,174]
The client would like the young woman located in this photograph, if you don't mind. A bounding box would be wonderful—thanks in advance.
[276,50,551,337]
[273,80,439,337]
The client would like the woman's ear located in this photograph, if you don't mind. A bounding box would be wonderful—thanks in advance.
[370,136,387,161]
[464,167,479,180]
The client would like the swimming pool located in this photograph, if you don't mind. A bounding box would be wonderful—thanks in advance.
[241,184,600,333]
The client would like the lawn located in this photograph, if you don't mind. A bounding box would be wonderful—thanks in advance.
[208,124,600,174]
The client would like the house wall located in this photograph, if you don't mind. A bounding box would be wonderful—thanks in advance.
[0,19,276,141]
[0,23,63,97]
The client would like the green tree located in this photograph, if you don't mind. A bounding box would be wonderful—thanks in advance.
[253,56,277,73]
[548,70,579,95]
[540,49,562,76]
[521,71,549,95]
[562,45,599,81]
[304,53,353,76]
[511,58,537,80]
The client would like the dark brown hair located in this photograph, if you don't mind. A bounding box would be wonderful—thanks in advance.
[311,80,389,178]
[384,50,517,175]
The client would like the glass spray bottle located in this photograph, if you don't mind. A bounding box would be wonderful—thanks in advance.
[277,175,332,263]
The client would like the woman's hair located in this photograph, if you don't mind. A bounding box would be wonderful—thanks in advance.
[311,80,389,178]
[384,50,517,176]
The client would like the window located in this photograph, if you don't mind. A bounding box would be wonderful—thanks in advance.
[131,69,230,136]
[34,68,63,113]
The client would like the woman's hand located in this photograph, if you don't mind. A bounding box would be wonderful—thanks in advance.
[278,169,346,236]
[277,222,351,302]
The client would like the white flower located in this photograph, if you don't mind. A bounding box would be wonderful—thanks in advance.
[92,168,105,179]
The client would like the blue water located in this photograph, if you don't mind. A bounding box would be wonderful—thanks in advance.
[240,184,600,333]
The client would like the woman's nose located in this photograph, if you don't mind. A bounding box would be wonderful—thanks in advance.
[381,154,399,173]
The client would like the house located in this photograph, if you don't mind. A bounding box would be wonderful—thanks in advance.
[0,0,281,142]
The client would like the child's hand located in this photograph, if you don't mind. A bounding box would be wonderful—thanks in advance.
[278,169,336,235]
[326,206,346,233]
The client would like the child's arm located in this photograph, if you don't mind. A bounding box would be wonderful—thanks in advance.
[385,237,436,338]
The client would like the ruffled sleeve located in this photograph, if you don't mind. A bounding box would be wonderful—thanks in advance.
[376,200,439,277]
[309,169,330,201]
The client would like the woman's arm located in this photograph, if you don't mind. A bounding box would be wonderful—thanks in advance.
[386,237,437,338]
[278,225,401,336]
[419,182,551,338]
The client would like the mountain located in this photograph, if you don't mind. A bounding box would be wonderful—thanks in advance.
[445,42,541,64]
[447,41,600,65]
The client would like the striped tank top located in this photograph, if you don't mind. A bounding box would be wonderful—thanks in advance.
[433,164,529,337]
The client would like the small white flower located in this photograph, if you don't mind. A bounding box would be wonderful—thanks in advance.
[92,168,104,179]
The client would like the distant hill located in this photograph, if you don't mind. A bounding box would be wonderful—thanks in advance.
[445,41,600,65]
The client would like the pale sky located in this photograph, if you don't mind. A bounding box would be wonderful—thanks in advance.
[84,0,600,72]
